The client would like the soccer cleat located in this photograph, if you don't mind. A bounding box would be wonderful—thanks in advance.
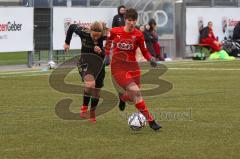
[118,96,126,111]
[118,93,126,111]
[88,117,96,123]
[149,120,162,131]
[150,57,157,67]
[80,105,88,118]
[89,110,96,123]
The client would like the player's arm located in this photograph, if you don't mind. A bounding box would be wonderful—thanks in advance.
[105,29,114,56]
[138,33,157,67]
[94,38,104,55]
[104,29,114,65]
[64,24,84,52]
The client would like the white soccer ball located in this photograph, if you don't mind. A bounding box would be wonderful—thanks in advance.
[128,112,147,130]
[48,60,56,69]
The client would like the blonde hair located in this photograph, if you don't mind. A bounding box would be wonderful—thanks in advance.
[90,21,103,32]
[90,21,108,35]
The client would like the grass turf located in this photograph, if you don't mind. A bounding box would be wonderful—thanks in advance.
[0,52,28,65]
[0,60,240,159]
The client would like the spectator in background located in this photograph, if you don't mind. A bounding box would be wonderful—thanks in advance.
[200,21,222,52]
[112,5,126,28]
[144,19,164,61]
[233,21,240,43]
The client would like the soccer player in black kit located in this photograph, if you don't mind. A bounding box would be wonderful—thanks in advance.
[64,21,107,123]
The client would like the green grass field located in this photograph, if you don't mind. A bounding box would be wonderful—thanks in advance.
[0,60,240,159]
[0,51,81,66]
[0,52,28,65]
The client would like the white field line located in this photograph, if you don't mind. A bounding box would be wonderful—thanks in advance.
[0,70,79,78]
[167,67,240,71]
[0,70,45,75]
[0,65,239,78]
[162,60,239,65]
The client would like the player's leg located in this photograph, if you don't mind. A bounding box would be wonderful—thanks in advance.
[88,68,105,123]
[89,88,101,123]
[126,82,162,131]
[77,60,90,118]
[78,53,104,120]
[80,74,96,118]
[118,91,131,111]
[80,89,91,118]
[113,70,139,111]
[118,89,136,111]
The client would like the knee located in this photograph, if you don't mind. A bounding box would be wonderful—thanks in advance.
[128,89,142,102]
[84,74,95,89]
[84,81,95,89]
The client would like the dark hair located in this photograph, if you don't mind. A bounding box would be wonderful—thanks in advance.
[148,18,156,26]
[208,21,213,25]
[118,5,125,11]
[125,8,138,20]
[148,18,157,31]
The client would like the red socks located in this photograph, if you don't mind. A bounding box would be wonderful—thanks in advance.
[135,100,153,122]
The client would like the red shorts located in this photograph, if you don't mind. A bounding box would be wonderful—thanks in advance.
[111,52,141,89]
[111,69,141,89]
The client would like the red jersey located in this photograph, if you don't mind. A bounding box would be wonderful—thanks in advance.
[105,27,152,62]
[200,27,221,52]
[105,27,152,88]
[208,28,217,41]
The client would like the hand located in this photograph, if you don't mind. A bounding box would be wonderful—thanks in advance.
[63,43,70,53]
[145,24,150,30]
[94,46,102,54]
[105,55,110,66]
[150,57,157,67]
[213,40,221,46]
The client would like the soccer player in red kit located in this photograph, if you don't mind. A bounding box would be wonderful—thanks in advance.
[105,8,161,130]
[200,21,222,52]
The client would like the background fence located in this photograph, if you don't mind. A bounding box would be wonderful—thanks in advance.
[0,0,239,67]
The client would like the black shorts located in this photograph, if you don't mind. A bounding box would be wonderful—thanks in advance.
[77,53,105,88]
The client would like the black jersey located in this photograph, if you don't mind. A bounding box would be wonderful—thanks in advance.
[65,24,106,88]
[65,24,105,58]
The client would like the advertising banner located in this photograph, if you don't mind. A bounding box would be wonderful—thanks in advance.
[0,7,33,52]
